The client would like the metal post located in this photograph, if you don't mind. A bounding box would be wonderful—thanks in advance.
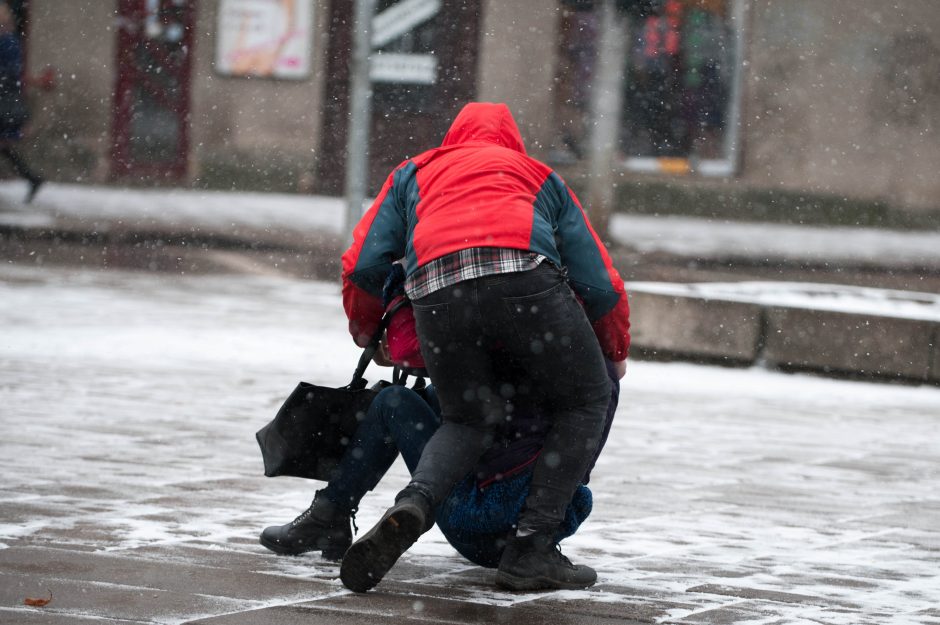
[723,0,750,176]
[344,0,378,246]
[585,0,627,243]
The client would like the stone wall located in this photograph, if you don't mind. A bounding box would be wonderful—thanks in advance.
[188,2,330,192]
[25,2,117,182]
[743,0,940,213]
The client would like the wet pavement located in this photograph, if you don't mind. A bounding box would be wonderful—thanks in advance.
[4,180,940,387]
[2,264,939,624]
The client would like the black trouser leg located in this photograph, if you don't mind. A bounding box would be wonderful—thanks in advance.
[516,390,608,533]
[409,421,490,504]
[409,264,611,531]
[407,276,504,505]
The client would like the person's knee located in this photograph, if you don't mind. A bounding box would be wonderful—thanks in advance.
[376,384,409,404]
[433,421,492,456]
[373,385,437,435]
[581,389,611,437]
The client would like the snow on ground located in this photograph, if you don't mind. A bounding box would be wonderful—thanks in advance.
[609,214,940,268]
[628,281,940,321]
[2,264,940,624]
[0,180,346,233]
[4,180,940,270]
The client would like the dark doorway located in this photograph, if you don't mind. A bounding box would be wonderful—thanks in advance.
[318,0,482,195]
[7,0,28,40]
[111,0,195,182]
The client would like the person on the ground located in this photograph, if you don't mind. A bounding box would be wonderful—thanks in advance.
[260,282,621,573]
[0,2,42,203]
[338,102,630,592]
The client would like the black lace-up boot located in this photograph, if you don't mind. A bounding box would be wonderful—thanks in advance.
[259,491,353,560]
[339,486,433,593]
[495,531,597,591]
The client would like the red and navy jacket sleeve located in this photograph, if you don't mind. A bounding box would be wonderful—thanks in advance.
[341,163,411,347]
[537,173,631,361]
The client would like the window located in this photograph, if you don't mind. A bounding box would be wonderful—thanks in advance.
[553,0,747,176]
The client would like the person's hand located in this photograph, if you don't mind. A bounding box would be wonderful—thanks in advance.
[372,338,395,367]
[613,359,627,379]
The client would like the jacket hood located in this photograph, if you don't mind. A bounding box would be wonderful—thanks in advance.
[440,102,527,154]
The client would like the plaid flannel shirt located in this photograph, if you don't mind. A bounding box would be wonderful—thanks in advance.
[405,247,545,301]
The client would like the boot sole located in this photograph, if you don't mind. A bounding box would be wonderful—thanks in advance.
[259,535,348,561]
[339,505,425,593]
[494,569,597,591]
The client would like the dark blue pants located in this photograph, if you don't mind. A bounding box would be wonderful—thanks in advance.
[322,384,441,511]
[321,384,507,566]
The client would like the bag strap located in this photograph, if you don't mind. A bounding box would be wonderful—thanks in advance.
[393,367,410,386]
[348,299,409,389]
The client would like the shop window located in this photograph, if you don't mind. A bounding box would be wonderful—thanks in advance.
[554,0,746,176]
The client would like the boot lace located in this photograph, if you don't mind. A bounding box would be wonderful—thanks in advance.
[290,503,317,527]
[553,543,575,568]
[290,501,357,533]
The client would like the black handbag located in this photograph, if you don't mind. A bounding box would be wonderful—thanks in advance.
[256,307,423,481]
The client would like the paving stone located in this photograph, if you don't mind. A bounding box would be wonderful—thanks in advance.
[0,546,333,602]
[124,542,328,572]
[536,593,698,624]
[183,604,391,625]
[914,607,940,624]
[183,594,649,625]
[664,604,772,625]
[0,607,142,625]
[304,592,645,625]
[0,571,254,624]
[685,582,854,608]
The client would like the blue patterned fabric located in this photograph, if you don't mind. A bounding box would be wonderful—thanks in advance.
[435,468,593,567]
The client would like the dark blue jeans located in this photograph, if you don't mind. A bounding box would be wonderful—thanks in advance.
[408,262,611,534]
[321,384,509,566]
[322,384,441,512]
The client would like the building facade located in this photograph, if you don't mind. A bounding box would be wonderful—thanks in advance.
[14,0,940,219]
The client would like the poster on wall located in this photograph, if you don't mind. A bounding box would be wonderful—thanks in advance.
[215,0,312,79]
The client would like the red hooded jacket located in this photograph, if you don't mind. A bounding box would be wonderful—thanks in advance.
[341,102,630,361]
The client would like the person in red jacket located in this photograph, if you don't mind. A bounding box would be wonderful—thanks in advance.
[339,102,630,593]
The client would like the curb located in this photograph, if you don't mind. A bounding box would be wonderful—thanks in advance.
[628,288,940,386]
[0,222,342,280]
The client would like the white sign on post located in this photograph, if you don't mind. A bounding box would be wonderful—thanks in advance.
[370,52,438,84]
[369,0,441,85]
[371,0,441,48]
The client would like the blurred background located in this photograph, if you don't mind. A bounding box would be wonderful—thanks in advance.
[7,0,939,228]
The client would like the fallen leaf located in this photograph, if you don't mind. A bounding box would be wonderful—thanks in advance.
[24,591,52,607]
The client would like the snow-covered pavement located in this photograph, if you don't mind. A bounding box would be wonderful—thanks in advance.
[2,264,940,624]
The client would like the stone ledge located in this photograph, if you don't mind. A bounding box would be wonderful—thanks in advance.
[627,282,940,385]
[628,291,762,364]
[932,328,940,384]
[762,307,936,383]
